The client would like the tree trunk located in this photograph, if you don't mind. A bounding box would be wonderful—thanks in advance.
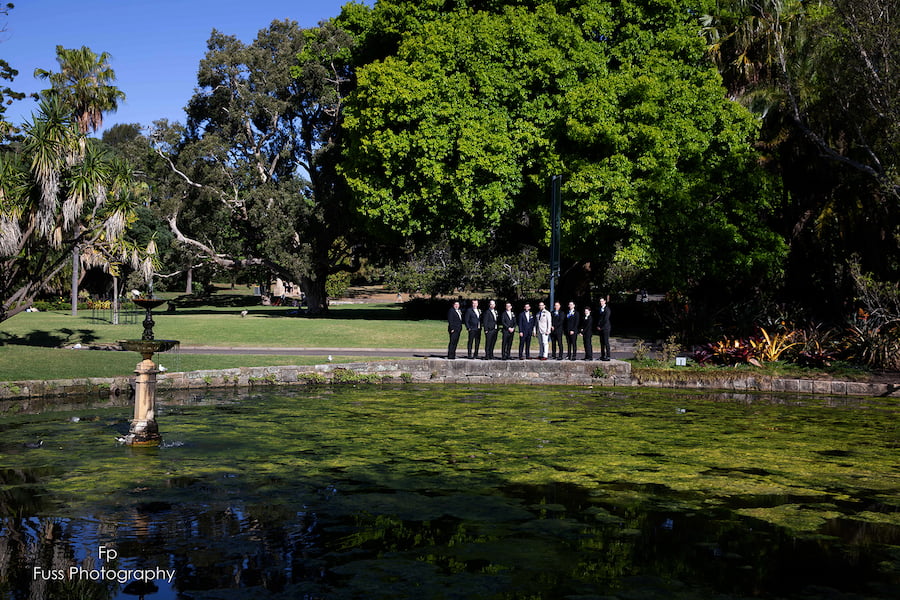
[70,246,80,316]
[300,273,328,315]
[185,267,193,295]
[112,275,119,325]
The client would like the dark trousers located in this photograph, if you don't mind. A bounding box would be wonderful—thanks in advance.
[467,329,481,358]
[518,334,532,359]
[501,330,515,359]
[566,332,578,359]
[551,332,565,359]
[582,332,593,360]
[448,329,461,359]
[599,328,611,359]
[484,329,498,359]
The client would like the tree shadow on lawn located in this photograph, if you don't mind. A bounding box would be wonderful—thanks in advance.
[0,328,99,348]
[170,306,412,321]
[169,291,423,321]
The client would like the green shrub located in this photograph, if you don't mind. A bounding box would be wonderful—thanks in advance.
[31,300,88,311]
[632,340,650,361]
[591,366,609,379]
[844,320,900,371]
[326,271,352,300]
[299,372,327,384]
[659,335,681,364]
[330,368,381,384]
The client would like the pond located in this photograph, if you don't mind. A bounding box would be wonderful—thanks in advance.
[1,384,900,599]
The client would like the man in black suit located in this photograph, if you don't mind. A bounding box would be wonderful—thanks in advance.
[564,301,579,360]
[447,300,463,359]
[595,297,612,361]
[464,299,482,359]
[517,303,534,359]
[550,301,565,360]
[482,299,499,360]
[500,302,516,360]
[580,306,594,360]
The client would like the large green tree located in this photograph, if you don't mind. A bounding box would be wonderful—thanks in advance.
[560,1,784,298]
[153,19,359,313]
[0,98,137,322]
[342,0,783,304]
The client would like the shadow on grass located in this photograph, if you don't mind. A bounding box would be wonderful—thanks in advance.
[0,328,99,348]
[169,305,412,321]
[170,294,261,309]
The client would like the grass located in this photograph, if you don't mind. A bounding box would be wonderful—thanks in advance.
[0,346,393,381]
[0,300,441,380]
[0,303,445,349]
[0,302,438,380]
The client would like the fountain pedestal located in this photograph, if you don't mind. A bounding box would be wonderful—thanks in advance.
[118,298,178,446]
[131,357,160,443]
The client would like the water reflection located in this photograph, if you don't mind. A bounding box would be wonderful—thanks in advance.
[1,385,899,599]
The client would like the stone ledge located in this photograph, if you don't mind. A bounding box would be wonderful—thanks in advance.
[0,359,897,401]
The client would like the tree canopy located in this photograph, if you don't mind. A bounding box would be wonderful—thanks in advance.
[34,45,126,134]
[0,99,138,322]
[341,0,784,301]
[149,19,359,312]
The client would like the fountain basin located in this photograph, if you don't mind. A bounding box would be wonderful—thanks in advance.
[131,297,168,310]
[118,339,180,359]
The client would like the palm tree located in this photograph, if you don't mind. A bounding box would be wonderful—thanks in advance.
[700,0,809,108]
[34,45,126,134]
[0,98,137,323]
[34,45,126,314]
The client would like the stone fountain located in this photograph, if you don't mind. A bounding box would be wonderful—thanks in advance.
[117,298,179,446]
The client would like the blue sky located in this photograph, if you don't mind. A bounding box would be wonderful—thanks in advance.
[2,0,367,134]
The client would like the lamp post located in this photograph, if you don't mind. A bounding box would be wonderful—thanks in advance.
[549,175,562,307]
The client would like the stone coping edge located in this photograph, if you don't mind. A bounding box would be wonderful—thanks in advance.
[0,358,897,401]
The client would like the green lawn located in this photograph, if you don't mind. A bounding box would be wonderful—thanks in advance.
[0,346,397,381]
[0,303,446,348]
[0,302,442,381]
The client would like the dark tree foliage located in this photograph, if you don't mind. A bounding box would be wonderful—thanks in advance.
[152,19,361,313]
[704,0,900,320]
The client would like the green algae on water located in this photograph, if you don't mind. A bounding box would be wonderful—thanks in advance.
[2,385,900,599]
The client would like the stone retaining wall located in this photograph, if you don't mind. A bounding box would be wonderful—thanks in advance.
[0,358,897,401]
[631,370,899,398]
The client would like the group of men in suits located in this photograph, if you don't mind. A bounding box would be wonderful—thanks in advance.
[446,298,612,361]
